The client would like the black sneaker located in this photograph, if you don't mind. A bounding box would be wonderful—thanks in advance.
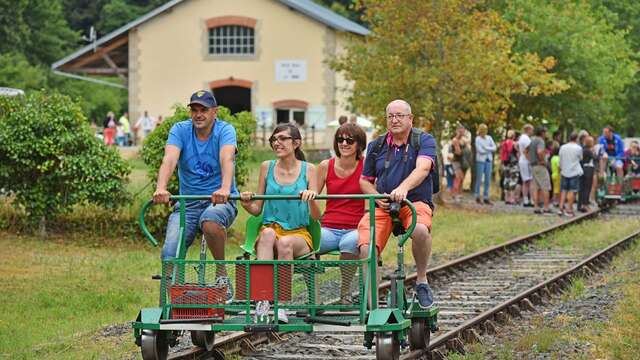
[415,283,434,308]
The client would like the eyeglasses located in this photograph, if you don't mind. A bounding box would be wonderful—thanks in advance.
[387,113,410,121]
[336,136,355,145]
[269,135,293,144]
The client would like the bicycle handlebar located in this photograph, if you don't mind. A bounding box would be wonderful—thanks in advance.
[139,194,417,249]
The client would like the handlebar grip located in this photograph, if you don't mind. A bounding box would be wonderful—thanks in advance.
[398,199,417,247]
[139,200,159,247]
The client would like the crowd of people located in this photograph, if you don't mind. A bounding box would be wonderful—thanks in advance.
[443,123,639,217]
[96,110,163,146]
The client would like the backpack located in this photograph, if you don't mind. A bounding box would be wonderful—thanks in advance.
[370,128,440,195]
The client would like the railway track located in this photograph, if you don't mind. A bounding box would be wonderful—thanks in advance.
[165,208,607,360]
[605,201,640,216]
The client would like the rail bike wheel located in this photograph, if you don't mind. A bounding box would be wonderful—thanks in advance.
[191,330,215,351]
[375,332,400,360]
[408,319,430,350]
[141,329,168,360]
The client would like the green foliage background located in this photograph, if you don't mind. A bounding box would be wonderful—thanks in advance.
[0,91,131,227]
[497,0,638,132]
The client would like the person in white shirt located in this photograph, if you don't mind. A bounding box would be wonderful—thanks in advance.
[134,110,156,144]
[558,132,583,217]
[517,124,534,206]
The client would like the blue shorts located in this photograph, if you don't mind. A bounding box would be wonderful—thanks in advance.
[609,158,623,169]
[560,176,580,193]
[161,200,237,260]
[318,227,359,255]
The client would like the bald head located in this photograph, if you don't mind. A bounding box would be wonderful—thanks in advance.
[386,99,412,115]
[386,99,413,137]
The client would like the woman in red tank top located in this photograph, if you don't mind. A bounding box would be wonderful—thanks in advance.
[316,123,367,304]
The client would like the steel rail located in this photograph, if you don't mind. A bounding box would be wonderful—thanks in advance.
[168,209,602,360]
[404,228,640,360]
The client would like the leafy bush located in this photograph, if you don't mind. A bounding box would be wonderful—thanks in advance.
[0,91,131,232]
[141,105,256,194]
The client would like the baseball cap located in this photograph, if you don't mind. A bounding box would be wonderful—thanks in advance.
[188,90,217,108]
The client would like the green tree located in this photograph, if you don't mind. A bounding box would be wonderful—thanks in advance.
[496,0,638,132]
[314,0,362,24]
[331,0,567,136]
[49,76,128,123]
[97,0,168,34]
[0,91,131,234]
[63,0,109,36]
[0,53,47,91]
[591,0,640,135]
[0,0,78,65]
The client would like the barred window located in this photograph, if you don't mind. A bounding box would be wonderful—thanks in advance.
[208,25,255,55]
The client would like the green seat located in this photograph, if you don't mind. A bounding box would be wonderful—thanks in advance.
[241,214,322,260]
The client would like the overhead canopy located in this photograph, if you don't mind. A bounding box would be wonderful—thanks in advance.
[56,35,128,80]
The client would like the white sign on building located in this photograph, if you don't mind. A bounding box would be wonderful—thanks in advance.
[275,60,307,82]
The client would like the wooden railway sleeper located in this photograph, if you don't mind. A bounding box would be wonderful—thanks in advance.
[508,304,521,318]
[520,298,536,312]
[483,319,497,334]
[495,311,510,324]
[430,348,447,360]
[462,328,481,343]
[530,292,543,305]
[446,337,465,354]
[240,337,257,353]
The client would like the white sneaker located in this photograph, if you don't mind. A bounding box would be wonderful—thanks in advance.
[214,276,234,304]
[255,300,270,323]
[277,308,288,323]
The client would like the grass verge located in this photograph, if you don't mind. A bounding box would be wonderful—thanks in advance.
[444,219,640,360]
[0,207,555,359]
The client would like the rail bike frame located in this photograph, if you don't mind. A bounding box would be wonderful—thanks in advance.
[132,194,438,355]
[597,156,640,206]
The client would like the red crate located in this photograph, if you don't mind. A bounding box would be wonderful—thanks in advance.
[169,284,225,319]
[608,183,622,195]
[631,177,640,191]
[235,264,292,301]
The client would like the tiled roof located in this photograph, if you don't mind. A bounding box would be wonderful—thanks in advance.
[52,0,368,70]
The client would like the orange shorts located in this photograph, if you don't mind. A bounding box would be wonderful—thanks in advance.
[357,201,433,253]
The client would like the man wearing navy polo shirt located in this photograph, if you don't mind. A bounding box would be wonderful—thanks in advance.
[358,99,436,308]
[153,90,239,302]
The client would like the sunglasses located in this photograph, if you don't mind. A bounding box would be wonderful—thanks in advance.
[269,135,294,144]
[336,136,355,145]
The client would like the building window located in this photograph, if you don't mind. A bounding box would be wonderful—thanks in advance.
[208,25,254,55]
[276,109,306,126]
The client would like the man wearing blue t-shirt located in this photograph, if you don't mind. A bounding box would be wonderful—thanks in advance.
[358,99,437,308]
[153,90,239,301]
[597,125,625,178]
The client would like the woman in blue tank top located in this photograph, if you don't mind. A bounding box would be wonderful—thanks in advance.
[240,124,321,322]
[240,123,321,259]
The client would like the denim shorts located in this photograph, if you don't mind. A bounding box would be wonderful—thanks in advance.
[560,175,580,193]
[318,227,359,255]
[161,200,237,260]
[609,158,624,169]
